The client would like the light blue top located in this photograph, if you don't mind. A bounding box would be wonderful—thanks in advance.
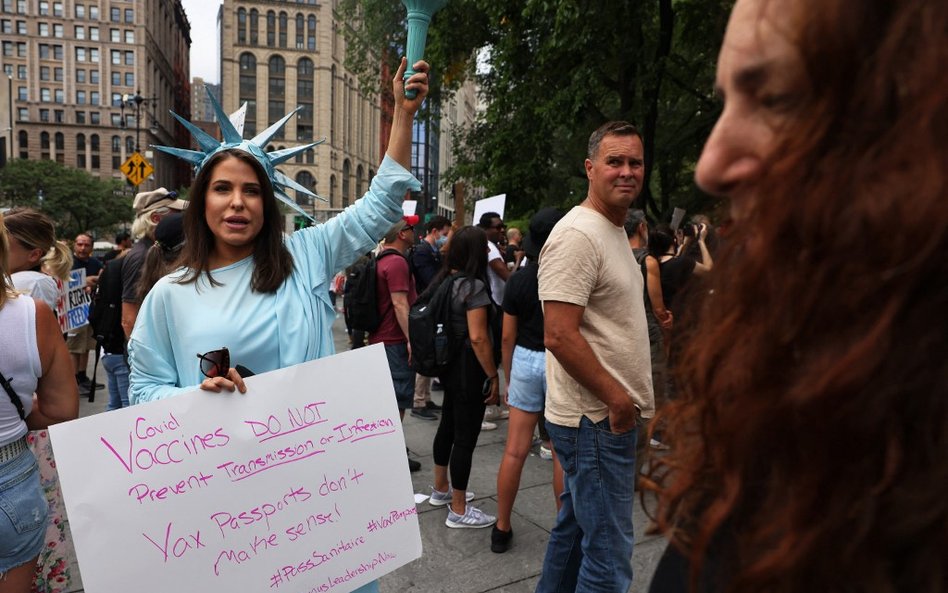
[128,155,419,404]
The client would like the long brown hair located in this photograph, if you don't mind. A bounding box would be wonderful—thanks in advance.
[177,149,293,293]
[647,1,948,592]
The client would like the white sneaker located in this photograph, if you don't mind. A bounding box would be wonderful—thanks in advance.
[445,504,496,529]
[539,446,553,460]
[429,487,476,507]
[481,420,497,431]
[649,438,670,451]
[484,406,509,421]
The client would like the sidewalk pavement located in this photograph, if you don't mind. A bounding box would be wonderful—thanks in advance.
[77,313,666,592]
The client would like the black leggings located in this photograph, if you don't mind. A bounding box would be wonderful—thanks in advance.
[432,346,487,491]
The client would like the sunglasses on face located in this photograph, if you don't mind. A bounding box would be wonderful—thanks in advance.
[197,347,230,379]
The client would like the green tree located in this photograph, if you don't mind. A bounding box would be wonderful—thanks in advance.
[337,0,732,222]
[0,159,133,239]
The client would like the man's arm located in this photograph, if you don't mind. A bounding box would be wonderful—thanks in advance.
[121,301,139,340]
[489,258,511,281]
[544,300,638,433]
[391,291,411,341]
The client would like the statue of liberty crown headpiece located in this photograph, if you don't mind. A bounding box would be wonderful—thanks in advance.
[152,86,325,222]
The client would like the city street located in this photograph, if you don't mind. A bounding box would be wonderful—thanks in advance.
[75,313,667,593]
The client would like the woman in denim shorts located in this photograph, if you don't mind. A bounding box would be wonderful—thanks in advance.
[0,213,79,591]
[492,208,566,553]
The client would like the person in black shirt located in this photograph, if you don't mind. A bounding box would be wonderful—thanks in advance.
[67,233,104,391]
[491,208,565,553]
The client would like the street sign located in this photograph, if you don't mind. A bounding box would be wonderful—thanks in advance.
[120,151,154,187]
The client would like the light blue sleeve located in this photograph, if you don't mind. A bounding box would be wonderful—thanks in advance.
[127,280,192,404]
[288,155,420,282]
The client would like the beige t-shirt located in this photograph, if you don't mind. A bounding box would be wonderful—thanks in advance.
[538,206,654,426]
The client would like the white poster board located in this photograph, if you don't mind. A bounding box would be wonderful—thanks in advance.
[60,269,91,332]
[472,194,506,223]
[669,207,687,232]
[401,200,417,216]
[50,345,422,593]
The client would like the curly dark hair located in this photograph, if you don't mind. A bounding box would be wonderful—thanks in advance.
[646,1,948,592]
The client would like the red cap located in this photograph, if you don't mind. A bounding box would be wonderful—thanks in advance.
[403,215,420,227]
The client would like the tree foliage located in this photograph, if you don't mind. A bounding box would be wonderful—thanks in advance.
[0,159,133,239]
[337,0,733,222]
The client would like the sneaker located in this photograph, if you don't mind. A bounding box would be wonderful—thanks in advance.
[410,407,438,421]
[484,406,509,421]
[429,487,476,507]
[490,526,513,553]
[649,438,670,451]
[425,400,442,411]
[78,377,104,391]
[445,504,496,529]
[481,420,497,431]
[539,445,553,460]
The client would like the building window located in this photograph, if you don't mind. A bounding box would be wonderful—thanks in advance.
[73,68,83,83]
[17,107,27,122]
[342,159,350,207]
[124,8,132,23]
[54,88,63,103]
[89,26,98,40]
[54,132,64,163]
[89,69,98,83]
[76,90,85,104]
[329,175,336,208]
[295,171,315,204]
[54,109,63,122]
[111,135,121,169]
[89,5,98,19]
[40,131,50,159]
[239,52,256,136]
[295,13,303,48]
[110,28,118,42]
[237,7,246,43]
[76,111,85,124]
[90,91,99,104]
[124,51,133,65]
[54,67,62,81]
[111,49,120,64]
[38,22,48,36]
[111,71,119,85]
[90,134,100,168]
[110,7,119,21]
[53,2,62,16]
[53,44,62,59]
[297,57,314,141]
[76,47,86,61]
[18,130,28,159]
[90,48,98,62]
[266,11,274,46]
[278,12,287,48]
[125,72,133,86]
[124,29,133,43]
[40,108,49,122]
[307,15,316,51]
[53,23,62,37]
[0,20,9,34]
[125,136,133,154]
[75,4,84,18]
[330,65,336,145]
[90,112,100,125]
[75,25,84,38]
[249,8,258,45]
[39,66,49,80]
[268,55,286,138]
[16,86,25,100]
[40,88,50,102]
[76,133,86,167]
[356,165,364,199]
[39,1,48,16]
[15,20,23,34]
[111,92,121,106]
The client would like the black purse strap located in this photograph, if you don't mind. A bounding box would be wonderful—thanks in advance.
[0,373,27,421]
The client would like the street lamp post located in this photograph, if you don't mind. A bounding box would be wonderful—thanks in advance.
[119,89,159,153]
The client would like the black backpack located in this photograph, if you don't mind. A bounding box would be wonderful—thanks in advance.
[409,273,463,377]
[344,249,402,333]
[88,257,126,355]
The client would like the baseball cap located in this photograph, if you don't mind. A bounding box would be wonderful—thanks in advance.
[133,187,188,214]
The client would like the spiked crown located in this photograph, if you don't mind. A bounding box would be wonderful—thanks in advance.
[153,86,325,222]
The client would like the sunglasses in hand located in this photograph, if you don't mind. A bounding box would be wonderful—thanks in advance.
[197,347,230,379]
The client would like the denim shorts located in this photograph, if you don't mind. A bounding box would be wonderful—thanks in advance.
[0,446,48,573]
[384,343,415,410]
[507,346,546,413]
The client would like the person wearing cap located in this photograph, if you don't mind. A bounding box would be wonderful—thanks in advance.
[368,215,423,471]
[492,207,566,554]
[121,187,188,339]
[535,121,654,593]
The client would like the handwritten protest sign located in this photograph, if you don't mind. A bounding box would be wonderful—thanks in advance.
[49,345,422,593]
[59,269,91,332]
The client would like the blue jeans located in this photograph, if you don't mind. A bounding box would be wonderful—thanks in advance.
[102,353,130,411]
[536,416,637,593]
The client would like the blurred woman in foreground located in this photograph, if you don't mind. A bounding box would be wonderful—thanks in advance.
[647,0,947,592]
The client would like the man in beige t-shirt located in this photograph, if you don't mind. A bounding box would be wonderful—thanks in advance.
[535,121,654,593]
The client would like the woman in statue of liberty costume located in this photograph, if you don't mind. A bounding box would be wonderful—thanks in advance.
[127,58,429,593]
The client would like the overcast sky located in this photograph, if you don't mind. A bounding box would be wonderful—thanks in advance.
[181,0,223,84]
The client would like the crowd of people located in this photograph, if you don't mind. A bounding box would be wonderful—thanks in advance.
[2,0,945,590]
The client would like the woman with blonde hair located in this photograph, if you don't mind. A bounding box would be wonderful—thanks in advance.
[4,208,71,309]
[0,213,78,593]
[647,0,947,591]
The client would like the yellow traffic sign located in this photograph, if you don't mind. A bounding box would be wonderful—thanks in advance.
[121,152,154,187]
